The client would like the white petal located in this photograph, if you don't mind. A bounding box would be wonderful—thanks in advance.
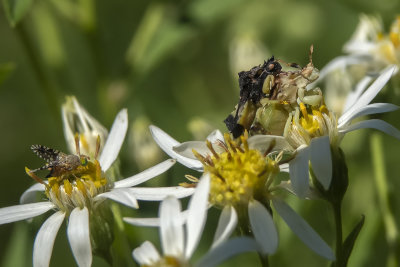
[248,200,278,255]
[185,174,210,259]
[33,211,65,267]
[132,241,161,265]
[71,96,90,133]
[149,125,204,171]
[160,196,184,256]
[0,202,55,224]
[317,55,365,82]
[114,159,176,188]
[212,206,238,249]
[174,140,227,160]
[20,183,46,204]
[128,187,195,201]
[339,65,396,125]
[95,188,139,209]
[124,210,188,228]
[342,76,373,114]
[338,103,399,128]
[99,109,128,171]
[272,199,335,260]
[194,237,261,267]
[206,129,224,143]
[277,181,319,199]
[124,217,160,227]
[247,135,294,154]
[173,141,210,160]
[289,146,310,198]
[67,207,92,267]
[339,119,400,140]
[309,136,332,190]
[62,106,77,154]
[73,97,108,139]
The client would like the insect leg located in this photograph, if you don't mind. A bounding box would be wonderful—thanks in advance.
[25,167,48,187]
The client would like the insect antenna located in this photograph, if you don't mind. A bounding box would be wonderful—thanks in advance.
[277,58,301,69]
[309,44,314,64]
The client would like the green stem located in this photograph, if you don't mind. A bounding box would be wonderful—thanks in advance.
[332,201,343,267]
[258,252,269,267]
[370,134,399,266]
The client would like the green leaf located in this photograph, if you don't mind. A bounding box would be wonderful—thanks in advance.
[0,62,15,85]
[2,0,34,27]
[342,215,365,266]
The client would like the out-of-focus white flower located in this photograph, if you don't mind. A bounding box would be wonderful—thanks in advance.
[282,65,400,197]
[317,15,400,113]
[129,116,162,170]
[147,126,335,260]
[187,116,216,141]
[344,15,400,68]
[0,109,193,267]
[129,175,261,267]
[229,33,270,77]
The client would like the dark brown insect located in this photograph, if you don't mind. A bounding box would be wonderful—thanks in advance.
[29,137,90,179]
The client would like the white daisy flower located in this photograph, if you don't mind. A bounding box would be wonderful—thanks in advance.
[148,125,334,260]
[316,15,400,113]
[282,65,400,198]
[130,174,261,267]
[0,109,194,267]
[343,14,400,69]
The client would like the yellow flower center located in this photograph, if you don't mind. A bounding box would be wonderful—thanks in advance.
[375,16,400,64]
[298,102,329,136]
[284,102,339,149]
[193,133,279,208]
[389,16,400,48]
[26,159,109,213]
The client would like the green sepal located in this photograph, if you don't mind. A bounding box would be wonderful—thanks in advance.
[89,202,115,265]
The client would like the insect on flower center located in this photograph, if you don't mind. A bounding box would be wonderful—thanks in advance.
[25,135,109,212]
[193,133,279,208]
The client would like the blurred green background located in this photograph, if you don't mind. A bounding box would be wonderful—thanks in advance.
[1,0,400,266]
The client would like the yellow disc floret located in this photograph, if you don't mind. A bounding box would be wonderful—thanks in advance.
[26,159,109,214]
[284,101,339,149]
[193,133,279,208]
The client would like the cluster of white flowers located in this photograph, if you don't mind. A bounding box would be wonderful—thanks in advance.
[317,15,400,113]
[1,16,400,267]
